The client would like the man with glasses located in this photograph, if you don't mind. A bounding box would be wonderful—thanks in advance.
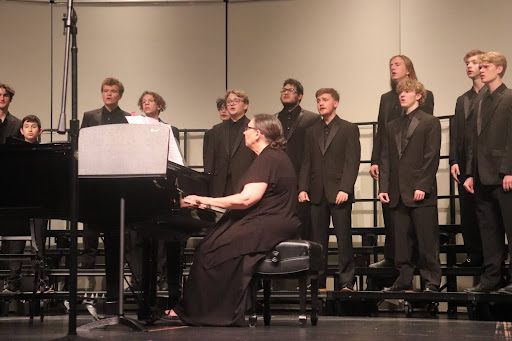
[276,79,320,240]
[205,90,255,197]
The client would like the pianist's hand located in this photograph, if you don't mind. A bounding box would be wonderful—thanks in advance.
[182,195,210,210]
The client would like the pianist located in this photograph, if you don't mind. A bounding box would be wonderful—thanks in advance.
[163,114,300,326]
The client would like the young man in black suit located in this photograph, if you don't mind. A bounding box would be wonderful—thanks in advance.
[299,88,360,291]
[80,78,130,301]
[449,50,486,268]
[204,90,255,197]
[0,83,22,144]
[369,56,434,269]
[379,79,441,292]
[276,78,321,240]
[0,84,25,293]
[463,52,512,293]
[203,98,230,176]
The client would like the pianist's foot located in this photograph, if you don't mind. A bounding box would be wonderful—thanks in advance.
[161,309,181,321]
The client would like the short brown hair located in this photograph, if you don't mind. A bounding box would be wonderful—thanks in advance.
[396,79,426,106]
[464,49,485,63]
[21,115,42,129]
[253,113,285,150]
[137,91,166,112]
[225,89,249,105]
[216,97,226,111]
[389,55,418,90]
[0,83,15,100]
[479,52,507,78]
[315,88,340,102]
[101,77,124,96]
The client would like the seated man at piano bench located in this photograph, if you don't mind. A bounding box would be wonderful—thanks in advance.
[162,114,300,326]
[80,77,129,306]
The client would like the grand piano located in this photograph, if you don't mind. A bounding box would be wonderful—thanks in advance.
[0,126,214,324]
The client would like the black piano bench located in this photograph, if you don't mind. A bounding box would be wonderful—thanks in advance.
[249,240,324,327]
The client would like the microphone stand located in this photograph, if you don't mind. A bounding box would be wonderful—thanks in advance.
[57,0,79,335]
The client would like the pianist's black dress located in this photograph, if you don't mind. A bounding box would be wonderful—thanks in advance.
[173,146,300,326]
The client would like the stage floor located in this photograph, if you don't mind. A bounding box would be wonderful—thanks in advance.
[0,314,509,340]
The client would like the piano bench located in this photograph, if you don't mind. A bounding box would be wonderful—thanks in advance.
[249,240,324,327]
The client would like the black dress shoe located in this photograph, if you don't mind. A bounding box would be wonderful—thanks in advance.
[498,283,512,295]
[464,283,497,293]
[423,284,439,293]
[370,258,394,268]
[456,259,482,267]
[383,284,413,292]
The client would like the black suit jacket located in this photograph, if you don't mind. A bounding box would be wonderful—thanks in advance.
[0,112,22,144]
[379,109,441,208]
[203,122,222,175]
[449,86,488,172]
[371,89,434,165]
[81,107,130,128]
[205,116,256,197]
[466,84,512,184]
[276,108,321,175]
[298,115,360,204]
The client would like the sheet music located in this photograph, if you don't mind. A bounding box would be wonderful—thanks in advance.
[126,116,184,165]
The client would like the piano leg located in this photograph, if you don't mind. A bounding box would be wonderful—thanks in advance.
[166,241,185,308]
[138,236,159,323]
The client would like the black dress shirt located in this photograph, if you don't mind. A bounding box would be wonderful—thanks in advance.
[278,106,301,139]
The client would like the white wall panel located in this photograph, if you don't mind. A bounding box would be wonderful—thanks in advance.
[50,2,226,134]
[0,2,51,130]
[401,0,512,117]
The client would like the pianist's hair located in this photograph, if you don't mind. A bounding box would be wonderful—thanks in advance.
[101,77,125,96]
[22,115,42,129]
[396,79,426,106]
[253,114,285,150]
[0,83,15,99]
[138,91,167,112]
[389,55,418,91]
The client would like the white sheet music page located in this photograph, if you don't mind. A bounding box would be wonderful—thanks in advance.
[126,116,184,165]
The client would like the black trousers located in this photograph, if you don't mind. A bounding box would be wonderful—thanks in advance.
[458,178,483,263]
[474,177,512,288]
[81,224,99,268]
[382,203,395,260]
[86,223,120,301]
[125,228,169,287]
[297,201,312,241]
[311,193,354,288]
[392,200,441,287]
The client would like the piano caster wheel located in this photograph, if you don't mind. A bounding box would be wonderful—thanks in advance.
[427,302,439,316]
[249,314,257,327]
[299,314,307,327]
[404,301,412,317]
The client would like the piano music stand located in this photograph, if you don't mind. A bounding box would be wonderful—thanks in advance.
[76,124,170,332]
